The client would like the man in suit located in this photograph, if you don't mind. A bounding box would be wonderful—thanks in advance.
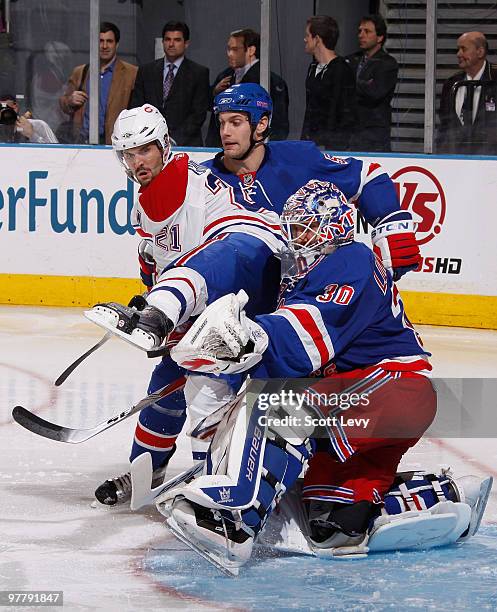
[206,28,289,147]
[346,15,398,152]
[59,22,137,144]
[437,31,497,155]
[130,21,209,146]
[301,15,356,151]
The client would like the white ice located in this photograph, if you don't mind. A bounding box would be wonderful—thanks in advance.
[1,306,496,610]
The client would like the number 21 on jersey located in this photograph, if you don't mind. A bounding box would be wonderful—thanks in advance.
[155,224,182,252]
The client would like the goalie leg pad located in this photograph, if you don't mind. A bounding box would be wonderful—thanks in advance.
[383,470,459,514]
[156,387,314,569]
[382,470,493,542]
[162,435,313,572]
[367,500,472,553]
[184,373,241,462]
[383,470,493,538]
[158,402,313,528]
[259,472,493,560]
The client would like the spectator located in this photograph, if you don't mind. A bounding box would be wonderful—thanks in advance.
[206,28,289,147]
[301,15,356,151]
[130,21,209,146]
[346,14,398,152]
[0,93,58,143]
[59,22,137,144]
[437,31,497,155]
[27,41,73,138]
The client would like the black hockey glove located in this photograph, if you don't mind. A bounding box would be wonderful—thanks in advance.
[128,294,148,310]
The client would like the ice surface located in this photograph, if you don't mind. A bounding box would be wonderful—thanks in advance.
[1,306,496,610]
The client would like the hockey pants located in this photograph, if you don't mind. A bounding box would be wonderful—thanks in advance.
[303,366,437,505]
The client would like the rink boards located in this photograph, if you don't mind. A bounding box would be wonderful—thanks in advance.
[0,143,496,329]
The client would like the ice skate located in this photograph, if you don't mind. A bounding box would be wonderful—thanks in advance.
[165,497,254,576]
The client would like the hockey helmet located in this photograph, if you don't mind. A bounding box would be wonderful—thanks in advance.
[281,180,355,258]
[214,83,273,126]
[112,105,171,180]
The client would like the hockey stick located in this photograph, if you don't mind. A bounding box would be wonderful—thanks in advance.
[54,331,112,386]
[12,380,182,444]
[130,452,203,510]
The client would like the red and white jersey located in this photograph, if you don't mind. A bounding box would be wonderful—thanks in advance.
[131,153,283,271]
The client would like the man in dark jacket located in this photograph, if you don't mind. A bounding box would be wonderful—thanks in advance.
[346,15,398,152]
[301,15,356,151]
[206,28,289,147]
[130,21,209,146]
[437,31,497,155]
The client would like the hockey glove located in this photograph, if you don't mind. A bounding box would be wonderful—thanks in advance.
[138,238,157,289]
[85,302,173,352]
[371,211,421,281]
[171,290,269,375]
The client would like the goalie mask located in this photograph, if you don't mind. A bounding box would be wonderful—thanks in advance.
[112,105,172,182]
[279,181,355,279]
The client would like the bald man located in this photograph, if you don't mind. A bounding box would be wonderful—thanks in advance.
[437,31,497,154]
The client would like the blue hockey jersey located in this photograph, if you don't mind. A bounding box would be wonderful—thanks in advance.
[251,242,429,378]
[202,140,399,225]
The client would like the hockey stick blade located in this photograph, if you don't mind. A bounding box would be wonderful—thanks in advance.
[130,452,203,510]
[12,383,175,444]
[55,331,112,386]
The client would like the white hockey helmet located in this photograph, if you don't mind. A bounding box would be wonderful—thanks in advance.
[112,105,171,181]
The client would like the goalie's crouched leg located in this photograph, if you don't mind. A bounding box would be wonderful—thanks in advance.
[156,392,315,570]
[168,436,313,569]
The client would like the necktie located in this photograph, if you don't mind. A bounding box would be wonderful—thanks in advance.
[234,68,244,84]
[356,55,368,81]
[461,85,474,127]
[163,64,175,102]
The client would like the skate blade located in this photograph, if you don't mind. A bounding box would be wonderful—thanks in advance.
[165,515,239,577]
[461,476,493,540]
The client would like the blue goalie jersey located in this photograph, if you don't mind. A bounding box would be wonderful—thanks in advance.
[202,140,399,225]
[251,242,429,378]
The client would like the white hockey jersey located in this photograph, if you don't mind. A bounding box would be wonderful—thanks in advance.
[131,152,283,272]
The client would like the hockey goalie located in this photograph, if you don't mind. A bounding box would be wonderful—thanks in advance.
[151,181,492,574]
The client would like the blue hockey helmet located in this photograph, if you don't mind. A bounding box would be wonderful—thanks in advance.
[214,83,273,126]
[281,180,355,258]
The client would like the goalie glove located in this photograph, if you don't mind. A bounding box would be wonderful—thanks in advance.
[170,290,269,375]
[371,211,421,281]
[138,238,157,289]
[85,302,173,352]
